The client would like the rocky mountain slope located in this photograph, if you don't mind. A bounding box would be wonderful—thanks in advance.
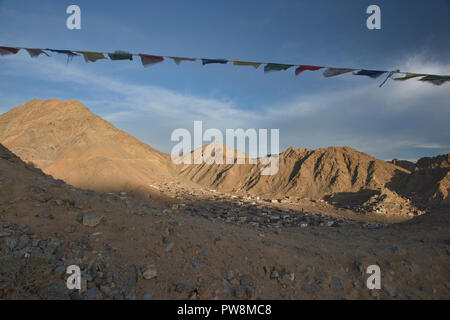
[391,154,449,208]
[179,143,449,209]
[390,159,416,172]
[178,144,410,198]
[1,142,449,300]
[0,99,448,210]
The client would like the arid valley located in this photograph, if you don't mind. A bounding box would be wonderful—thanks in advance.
[0,99,448,300]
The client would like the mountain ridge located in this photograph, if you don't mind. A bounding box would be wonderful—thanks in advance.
[0,99,448,207]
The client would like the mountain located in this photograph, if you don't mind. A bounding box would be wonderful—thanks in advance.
[391,154,449,207]
[416,154,449,169]
[0,99,175,193]
[178,144,411,199]
[390,158,416,172]
[1,99,447,207]
[2,140,449,300]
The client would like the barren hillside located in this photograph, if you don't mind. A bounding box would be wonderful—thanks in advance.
[0,99,448,210]
[390,154,449,208]
[179,145,410,198]
[0,99,175,193]
[1,142,449,300]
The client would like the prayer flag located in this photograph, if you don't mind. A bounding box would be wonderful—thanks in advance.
[0,46,20,56]
[169,57,197,65]
[419,75,450,86]
[392,73,428,81]
[25,48,49,58]
[233,60,262,69]
[295,65,324,76]
[264,63,293,73]
[323,68,356,77]
[353,69,387,79]
[108,51,133,61]
[75,51,107,63]
[139,54,164,67]
[201,59,228,65]
[46,49,79,63]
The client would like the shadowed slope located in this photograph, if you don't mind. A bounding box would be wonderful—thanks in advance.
[388,154,449,207]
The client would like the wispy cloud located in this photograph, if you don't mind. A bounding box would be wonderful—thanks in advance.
[415,144,450,149]
[0,52,259,151]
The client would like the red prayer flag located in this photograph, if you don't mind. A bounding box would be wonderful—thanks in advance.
[0,46,20,55]
[138,54,164,67]
[295,65,324,76]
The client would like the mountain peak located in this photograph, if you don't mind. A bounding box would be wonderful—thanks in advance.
[24,98,91,112]
[0,99,173,192]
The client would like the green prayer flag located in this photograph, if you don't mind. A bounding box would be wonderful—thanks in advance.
[108,51,133,61]
[419,75,450,86]
[264,63,293,73]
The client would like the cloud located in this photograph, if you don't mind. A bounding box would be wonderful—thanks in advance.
[0,50,449,161]
[0,52,259,151]
[415,144,450,149]
[257,53,450,159]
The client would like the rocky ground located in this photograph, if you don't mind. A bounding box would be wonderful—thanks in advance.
[0,146,449,300]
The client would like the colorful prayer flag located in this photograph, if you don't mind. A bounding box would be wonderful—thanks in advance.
[0,46,20,56]
[169,56,197,65]
[419,75,450,86]
[75,51,107,63]
[25,48,49,58]
[139,54,164,67]
[108,51,133,61]
[201,59,228,65]
[353,69,387,79]
[233,60,262,69]
[322,68,356,77]
[264,63,293,73]
[295,65,324,76]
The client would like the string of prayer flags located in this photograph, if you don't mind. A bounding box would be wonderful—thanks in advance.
[139,54,164,67]
[108,50,133,61]
[233,60,262,69]
[264,63,293,73]
[419,75,450,86]
[323,68,356,77]
[169,56,197,65]
[202,58,228,65]
[1,43,448,87]
[393,73,428,81]
[353,69,387,79]
[46,49,79,63]
[25,48,49,58]
[0,46,20,56]
[295,65,324,76]
[75,51,107,63]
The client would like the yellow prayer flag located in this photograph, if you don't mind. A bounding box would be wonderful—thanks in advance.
[233,60,261,69]
[392,73,428,81]
[75,51,107,63]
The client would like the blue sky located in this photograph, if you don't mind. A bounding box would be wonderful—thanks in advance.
[0,0,449,161]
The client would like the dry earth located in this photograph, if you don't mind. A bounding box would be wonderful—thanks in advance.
[0,99,449,300]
